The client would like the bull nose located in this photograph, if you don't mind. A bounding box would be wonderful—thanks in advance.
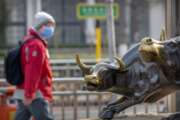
[85,75,97,80]
[84,75,99,85]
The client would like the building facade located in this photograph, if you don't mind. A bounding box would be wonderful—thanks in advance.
[0,0,164,51]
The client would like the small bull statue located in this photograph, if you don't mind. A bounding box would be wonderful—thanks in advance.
[76,30,180,120]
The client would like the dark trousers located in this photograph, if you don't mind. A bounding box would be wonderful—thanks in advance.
[15,98,54,120]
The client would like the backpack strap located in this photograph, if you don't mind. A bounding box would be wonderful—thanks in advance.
[21,35,47,47]
[18,35,36,46]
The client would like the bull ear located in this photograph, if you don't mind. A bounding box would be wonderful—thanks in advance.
[75,54,92,75]
[160,28,166,41]
[113,57,127,71]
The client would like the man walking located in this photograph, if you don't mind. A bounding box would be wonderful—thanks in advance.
[13,11,56,120]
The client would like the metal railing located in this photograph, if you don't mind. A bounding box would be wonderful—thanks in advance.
[0,57,171,120]
[0,77,170,120]
[0,59,100,78]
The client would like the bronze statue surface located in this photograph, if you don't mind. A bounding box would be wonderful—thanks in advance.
[76,31,180,120]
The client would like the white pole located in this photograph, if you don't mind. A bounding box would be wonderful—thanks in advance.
[118,0,131,57]
[125,0,131,44]
[106,0,116,61]
[26,0,42,29]
[85,0,96,45]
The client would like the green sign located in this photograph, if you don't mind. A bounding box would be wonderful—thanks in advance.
[77,3,119,20]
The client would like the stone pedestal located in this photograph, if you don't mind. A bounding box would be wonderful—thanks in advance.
[80,114,169,120]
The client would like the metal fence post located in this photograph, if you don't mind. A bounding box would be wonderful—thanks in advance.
[106,0,117,61]
[61,96,65,120]
[86,94,90,118]
[73,90,78,120]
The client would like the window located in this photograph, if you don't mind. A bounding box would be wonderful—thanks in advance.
[5,0,26,47]
[42,0,85,47]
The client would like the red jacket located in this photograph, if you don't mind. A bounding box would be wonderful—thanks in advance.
[17,28,53,102]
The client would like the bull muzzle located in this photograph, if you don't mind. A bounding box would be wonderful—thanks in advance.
[84,74,101,90]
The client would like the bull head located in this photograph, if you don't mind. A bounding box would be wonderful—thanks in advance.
[76,54,126,91]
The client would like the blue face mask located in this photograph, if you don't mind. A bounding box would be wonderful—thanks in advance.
[39,26,55,40]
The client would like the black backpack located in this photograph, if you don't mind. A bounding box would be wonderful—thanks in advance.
[4,37,33,85]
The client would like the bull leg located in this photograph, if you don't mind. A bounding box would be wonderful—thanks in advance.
[106,96,128,107]
[162,112,180,120]
[99,96,127,120]
[99,96,143,120]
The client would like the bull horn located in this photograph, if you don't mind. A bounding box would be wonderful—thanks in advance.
[160,28,166,41]
[114,57,126,71]
[75,54,91,74]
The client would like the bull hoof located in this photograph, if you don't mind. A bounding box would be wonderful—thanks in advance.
[99,107,115,120]
[99,109,115,120]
